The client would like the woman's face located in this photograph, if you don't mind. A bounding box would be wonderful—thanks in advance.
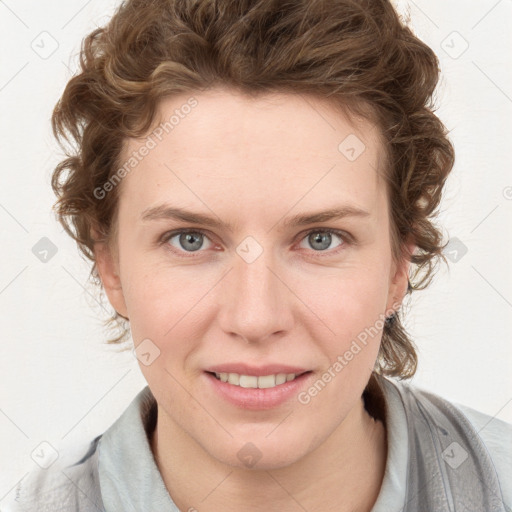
[97,87,409,469]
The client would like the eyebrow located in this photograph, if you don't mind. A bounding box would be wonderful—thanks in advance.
[140,204,370,232]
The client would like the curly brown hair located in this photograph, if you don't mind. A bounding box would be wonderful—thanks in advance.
[50,0,455,379]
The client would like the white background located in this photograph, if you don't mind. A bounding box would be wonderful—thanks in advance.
[1,0,511,499]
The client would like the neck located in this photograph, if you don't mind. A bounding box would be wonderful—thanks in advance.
[150,394,387,512]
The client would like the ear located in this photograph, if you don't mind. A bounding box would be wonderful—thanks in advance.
[92,228,129,319]
[386,241,415,314]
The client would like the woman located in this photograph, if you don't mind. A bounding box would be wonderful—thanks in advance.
[5,0,511,511]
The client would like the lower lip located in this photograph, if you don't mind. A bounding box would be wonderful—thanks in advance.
[204,372,313,410]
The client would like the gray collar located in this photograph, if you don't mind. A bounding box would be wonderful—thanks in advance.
[95,377,506,511]
[97,386,179,511]
[96,379,408,511]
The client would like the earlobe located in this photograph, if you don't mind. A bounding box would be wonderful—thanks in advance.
[92,230,129,318]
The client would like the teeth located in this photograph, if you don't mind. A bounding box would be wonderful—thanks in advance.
[228,373,240,385]
[275,374,287,385]
[257,375,275,389]
[213,372,299,388]
[239,375,258,388]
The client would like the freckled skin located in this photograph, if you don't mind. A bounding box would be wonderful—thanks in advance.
[95,88,410,512]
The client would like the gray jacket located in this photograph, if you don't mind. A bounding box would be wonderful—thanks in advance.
[2,376,511,511]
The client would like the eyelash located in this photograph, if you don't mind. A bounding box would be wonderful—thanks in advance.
[159,227,352,258]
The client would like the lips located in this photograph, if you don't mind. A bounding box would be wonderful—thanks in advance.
[203,362,314,409]
[204,370,314,410]
[205,363,309,376]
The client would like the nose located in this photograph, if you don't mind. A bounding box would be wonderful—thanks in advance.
[216,245,294,344]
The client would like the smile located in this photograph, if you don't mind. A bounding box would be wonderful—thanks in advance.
[212,372,302,389]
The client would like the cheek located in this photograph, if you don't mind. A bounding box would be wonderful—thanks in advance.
[124,270,206,389]
[120,261,198,341]
[302,262,391,329]
[293,261,391,378]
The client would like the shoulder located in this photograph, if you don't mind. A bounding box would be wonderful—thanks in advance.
[453,400,512,504]
[0,436,105,512]
[380,376,512,507]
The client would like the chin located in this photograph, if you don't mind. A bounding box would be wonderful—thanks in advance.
[203,432,312,471]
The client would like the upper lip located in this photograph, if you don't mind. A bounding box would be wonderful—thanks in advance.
[205,363,310,376]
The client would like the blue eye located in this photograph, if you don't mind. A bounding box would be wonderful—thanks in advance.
[163,230,213,253]
[300,230,345,252]
[160,228,349,257]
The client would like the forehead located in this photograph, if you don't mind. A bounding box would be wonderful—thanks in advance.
[117,88,387,223]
